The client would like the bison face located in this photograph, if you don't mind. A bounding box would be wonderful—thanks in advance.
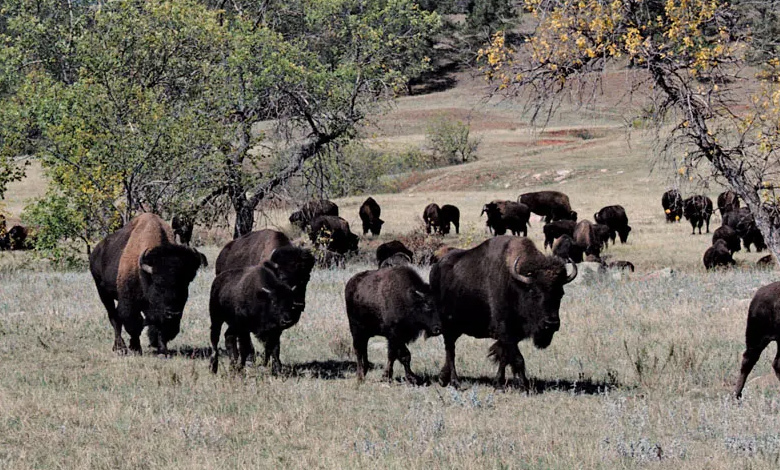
[258,266,300,328]
[618,225,632,243]
[371,219,384,236]
[267,248,315,314]
[139,246,203,321]
[411,289,442,337]
[347,233,360,252]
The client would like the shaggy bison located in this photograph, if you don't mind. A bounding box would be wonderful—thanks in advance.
[482,200,530,236]
[518,191,577,223]
[717,190,740,215]
[0,225,31,250]
[171,214,194,245]
[345,266,441,384]
[703,239,735,270]
[735,281,780,398]
[309,216,359,254]
[89,214,206,355]
[289,200,339,231]
[594,205,631,244]
[359,197,384,236]
[423,203,460,235]
[376,240,414,268]
[209,264,299,374]
[423,203,441,235]
[683,195,713,234]
[573,220,601,258]
[712,225,741,254]
[542,220,577,249]
[552,234,584,263]
[662,189,683,223]
[723,207,766,252]
[431,236,577,389]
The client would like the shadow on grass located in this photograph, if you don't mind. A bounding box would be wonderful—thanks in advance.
[415,373,625,395]
[289,360,359,380]
[171,345,213,360]
[408,62,460,96]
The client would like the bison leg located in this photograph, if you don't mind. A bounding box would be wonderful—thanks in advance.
[209,318,223,374]
[773,345,780,385]
[352,334,369,382]
[97,289,126,353]
[224,326,240,372]
[454,221,459,235]
[735,339,769,398]
[396,344,422,385]
[705,216,711,233]
[238,332,253,370]
[263,332,283,374]
[119,302,144,355]
[509,348,530,392]
[439,334,460,388]
[383,343,397,382]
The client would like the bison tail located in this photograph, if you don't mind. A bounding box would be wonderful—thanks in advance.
[487,341,505,364]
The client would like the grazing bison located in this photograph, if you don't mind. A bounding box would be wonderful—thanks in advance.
[2,225,31,250]
[573,220,601,258]
[209,264,299,374]
[662,189,683,223]
[542,219,577,249]
[724,207,766,252]
[482,200,530,236]
[518,191,577,223]
[552,234,584,263]
[289,200,339,231]
[735,281,780,398]
[310,215,359,254]
[215,229,315,363]
[593,224,611,250]
[594,205,632,244]
[703,239,735,270]
[89,214,206,355]
[345,266,441,384]
[609,260,635,272]
[359,197,384,236]
[171,214,194,246]
[376,240,414,268]
[423,203,441,235]
[431,236,577,389]
[683,195,714,234]
[439,204,460,235]
[717,190,740,215]
[757,255,774,267]
[712,225,741,254]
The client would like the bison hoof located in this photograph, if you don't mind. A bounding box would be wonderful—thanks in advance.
[404,374,424,386]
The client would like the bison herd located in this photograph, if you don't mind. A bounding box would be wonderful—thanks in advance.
[53,187,774,396]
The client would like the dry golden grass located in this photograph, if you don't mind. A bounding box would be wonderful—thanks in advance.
[2,73,779,469]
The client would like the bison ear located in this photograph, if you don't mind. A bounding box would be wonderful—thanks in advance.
[196,250,208,269]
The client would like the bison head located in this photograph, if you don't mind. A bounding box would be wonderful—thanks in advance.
[289,210,306,229]
[370,218,384,236]
[510,255,577,349]
[347,232,360,253]
[257,264,300,329]
[138,245,205,322]
[268,246,315,314]
[618,225,632,243]
[410,287,441,338]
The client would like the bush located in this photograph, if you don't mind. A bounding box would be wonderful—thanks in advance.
[425,116,480,165]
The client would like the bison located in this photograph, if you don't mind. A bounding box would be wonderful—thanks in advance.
[717,190,740,215]
[289,199,339,231]
[703,239,735,270]
[757,255,774,267]
[594,205,631,244]
[683,195,714,234]
[552,234,584,263]
[608,260,635,272]
[735,281,780,397]
[431,236,577,389]
[359,197,384,236]
[209,264,299,374]
[89,213,206,355]
[573,220,601,258]
[482,200,531,237]
[723,207,766,252]
[2,225,31,250]
[440,204,460,235]
[593,224,611,250]
[171,214,194,246]
[542,219,577,249]
[712,225,741,254]
[423,203,441,235]
[345,266,441,384]
[662,189,683,223]
[518,191,577,223]
[376,240,413,268]
[310,215,359,255]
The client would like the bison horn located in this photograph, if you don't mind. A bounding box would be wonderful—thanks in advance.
[261,287,273,294]
[564,262,578,284]
[511,256,533,285]
[413,290,426,298]
[400,252,412,263]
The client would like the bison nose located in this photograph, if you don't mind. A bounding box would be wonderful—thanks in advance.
[431,325,442,336]
[543,319,560,331]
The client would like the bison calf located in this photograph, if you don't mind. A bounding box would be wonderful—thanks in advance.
[735,281,780,397]
[683,195,714,234]
[703,239,735,269]
[662,189,683,223]
[209,264,299,374]
[359,197,384,236]
[345,266,441,384]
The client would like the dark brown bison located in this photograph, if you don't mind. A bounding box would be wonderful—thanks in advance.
[359,197,384,236]
[423,203,441,235]
[518,191,577,223]
[717,190,740,215]
[171,214,194,245]
[431,236,577,389]
[683,195,713,234]
[310,215,359,254]
[703,239,735,269]
[573,220,601,258]
[723,207,766,252]
[215,229,315,363]
[89,214,206,355]
[345,266,441,384]
[662,189,683,223]
[289,200,339,231]
[593,224,611,250]
[542,219,577,249]
[376,240,413,268]
[735,281,780,397]
[2,225,31,250]
[440,204,460,235]
[608,261,635,272]
[712,225,741,254]
[552,234,584,263]
[594,205,631,244]
[482,200,531,236]
[209,264,299,374]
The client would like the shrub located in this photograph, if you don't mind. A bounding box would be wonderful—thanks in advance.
[425,115,480,165]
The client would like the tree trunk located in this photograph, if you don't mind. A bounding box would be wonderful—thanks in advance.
[232,195,255,239]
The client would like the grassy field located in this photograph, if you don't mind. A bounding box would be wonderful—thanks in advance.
[2,72,780,469]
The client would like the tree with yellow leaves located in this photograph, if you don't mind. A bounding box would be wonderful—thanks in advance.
[481,0,780,263]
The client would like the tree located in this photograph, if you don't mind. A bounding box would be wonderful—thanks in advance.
[480,0,780,263]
